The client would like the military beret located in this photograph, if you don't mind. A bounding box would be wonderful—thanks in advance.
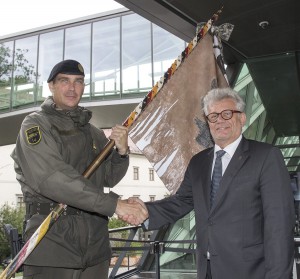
[47,59,85,83]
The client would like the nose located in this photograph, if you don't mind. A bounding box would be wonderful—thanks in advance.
[68,82,75,91]
[215,113,225,122]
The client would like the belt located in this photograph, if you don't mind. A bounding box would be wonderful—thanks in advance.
[26,202,84,217]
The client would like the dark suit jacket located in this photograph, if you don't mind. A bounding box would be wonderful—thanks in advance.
[146,137,295,279]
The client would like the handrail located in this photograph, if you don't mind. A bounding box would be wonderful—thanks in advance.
[109,225,300,279]
[108,225,197,279]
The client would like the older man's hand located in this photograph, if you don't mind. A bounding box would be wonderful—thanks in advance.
[116,199,148,226]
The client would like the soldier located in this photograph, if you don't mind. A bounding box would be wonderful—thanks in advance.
[11,59,147,279]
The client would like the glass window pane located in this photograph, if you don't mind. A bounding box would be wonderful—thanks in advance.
[38,30,64,102]
[65,24,91,99]
[157,211,197,273]
[0,41,13,112]
[92,17,120,99]
[243,115,260,140]
[13,36,38,109]
[122,14,152,96]
[251,88,262,112]
[237,86,247,104]
[238,63,249,80]
[153,24,185,80]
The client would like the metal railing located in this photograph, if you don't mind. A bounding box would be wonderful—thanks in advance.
[3,224,300,279]
[108,226,197,279]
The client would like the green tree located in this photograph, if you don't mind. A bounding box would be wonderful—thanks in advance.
[108,217,130,248]
[0,43,35,85]
[0,204,24,264]
[108,217,128,230]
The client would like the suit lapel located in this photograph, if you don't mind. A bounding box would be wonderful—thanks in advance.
[209,137,250,215]
[201,149,214,213]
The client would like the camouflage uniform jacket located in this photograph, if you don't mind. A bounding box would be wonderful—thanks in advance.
[11,97,129,268]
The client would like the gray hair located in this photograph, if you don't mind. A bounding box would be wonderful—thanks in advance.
[201,87,245,115]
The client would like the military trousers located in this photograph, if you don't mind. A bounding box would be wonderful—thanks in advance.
[23,260,109,279]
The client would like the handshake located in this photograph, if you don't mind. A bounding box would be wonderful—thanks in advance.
[115,197,149,226]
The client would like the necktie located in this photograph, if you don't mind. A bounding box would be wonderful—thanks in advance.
[210,150,226,207]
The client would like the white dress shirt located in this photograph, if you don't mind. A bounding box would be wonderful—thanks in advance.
[212,135,242,177]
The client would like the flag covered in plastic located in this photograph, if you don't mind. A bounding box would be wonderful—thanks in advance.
[128,33,228,194]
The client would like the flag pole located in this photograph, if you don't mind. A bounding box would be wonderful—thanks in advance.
[0,9,221,279]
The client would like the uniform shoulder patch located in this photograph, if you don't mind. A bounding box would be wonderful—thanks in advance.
[25,126,42,145]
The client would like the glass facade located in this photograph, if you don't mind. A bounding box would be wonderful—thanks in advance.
[13,36,38,109]
[38,30,64,102]
[122,14,152,97]
[0,11,185,113]
[0,41,13,111]
[157,211,197,273]
[92,17,121,99]
[153,23,185,79]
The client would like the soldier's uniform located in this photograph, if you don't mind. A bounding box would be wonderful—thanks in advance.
[11,60,129,278]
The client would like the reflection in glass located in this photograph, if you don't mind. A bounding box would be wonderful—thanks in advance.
[237,86,247,104]
[122,14,152,96]
[0,41,13,111]
[238,63,249,80]
[251,88,262,112]
[154,211,197,273]
[38,30,64,102]
[65,24,91,99]
[92,17,120,99]
[153,24,185,80]
[13,36,38,109]
[243,114,260,140]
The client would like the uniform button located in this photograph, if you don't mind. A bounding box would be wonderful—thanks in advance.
[208,220,214,226]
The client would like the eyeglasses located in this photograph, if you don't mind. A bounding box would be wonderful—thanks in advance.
[206,109,241,123]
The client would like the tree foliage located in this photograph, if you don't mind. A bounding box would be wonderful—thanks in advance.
[108,217,128,229]
[108,217,130,242]
[0,204,24,263]
[0,43,35,85]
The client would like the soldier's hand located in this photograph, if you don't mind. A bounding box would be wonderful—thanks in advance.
[116,199,148,226]
[110,125,129,155]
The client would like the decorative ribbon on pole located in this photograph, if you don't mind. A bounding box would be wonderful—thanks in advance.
[0,9,221,279]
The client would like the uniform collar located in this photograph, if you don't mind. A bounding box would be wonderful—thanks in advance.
[41,97,92,126]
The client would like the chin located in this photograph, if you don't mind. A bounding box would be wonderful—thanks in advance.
[66,100,79,107]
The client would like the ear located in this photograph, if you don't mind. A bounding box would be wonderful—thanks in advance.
[48,82,54,93]
[240,112,247,126]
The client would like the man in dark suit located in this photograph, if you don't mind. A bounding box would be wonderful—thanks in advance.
[123,87,295,279]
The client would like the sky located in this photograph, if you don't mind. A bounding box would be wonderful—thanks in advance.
[0,0,123,37]
[0,0,124,203]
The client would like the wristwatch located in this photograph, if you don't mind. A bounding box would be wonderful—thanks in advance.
[117,146,130,158]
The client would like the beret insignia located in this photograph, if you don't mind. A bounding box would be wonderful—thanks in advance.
[78,63,84,73]
[25,126,42,145]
